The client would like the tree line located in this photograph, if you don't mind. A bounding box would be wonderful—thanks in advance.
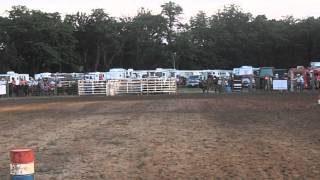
[1,2,320,74]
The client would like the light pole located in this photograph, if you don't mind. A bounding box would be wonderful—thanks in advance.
[172,52,176,69]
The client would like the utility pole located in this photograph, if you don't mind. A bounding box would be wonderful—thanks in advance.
[172,52,176,69]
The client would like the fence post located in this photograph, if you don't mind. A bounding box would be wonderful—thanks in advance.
[78,80,81,96]
[147,79,149,95]
[6,81,9,97]
[92,81,94,95]
[169,78,171,94]
[161,78,163,92]
[105,80,108,96]
[126,81,128,94]
[140,79,142,95]
[10,148,35,180]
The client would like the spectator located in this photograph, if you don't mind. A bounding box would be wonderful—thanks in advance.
[19,78,27,96]
[299,75,304,91]
[11,77,16,97]
[296,74,304,92]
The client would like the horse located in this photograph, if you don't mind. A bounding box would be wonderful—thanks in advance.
[211,76,220,93]
[199,76,220,93]
[199,80,209,93]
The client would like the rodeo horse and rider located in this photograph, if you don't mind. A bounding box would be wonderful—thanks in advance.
[199,75,222,93]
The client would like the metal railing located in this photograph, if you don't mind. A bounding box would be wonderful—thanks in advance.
[78,78,177,96]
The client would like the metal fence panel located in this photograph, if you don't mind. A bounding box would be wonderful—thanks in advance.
[78,78,177,96]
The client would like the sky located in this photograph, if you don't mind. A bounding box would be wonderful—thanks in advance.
[1,0,320,21]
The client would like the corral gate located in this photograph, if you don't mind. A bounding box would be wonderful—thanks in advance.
[78,78,177,96]
[78,80,108,95]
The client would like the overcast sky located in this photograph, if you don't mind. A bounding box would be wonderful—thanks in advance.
[1,0,320,21]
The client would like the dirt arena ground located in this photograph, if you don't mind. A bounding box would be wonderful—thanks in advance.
[0,93,320,179]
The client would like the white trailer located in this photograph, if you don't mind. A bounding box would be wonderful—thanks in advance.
[233,66,255,88]
[85,72,107,81]
[0,71,30,85]
[106,68,127,80]
[34,72,52,80]
[176,70,202,79]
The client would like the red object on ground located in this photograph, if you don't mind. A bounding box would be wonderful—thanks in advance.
[10,149,34,164]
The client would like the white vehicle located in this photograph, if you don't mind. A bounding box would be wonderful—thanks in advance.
[241,77,255,87]
[34,72,52,80]
[125,68,177,79]
[131,70,148,79]
[233,66,255,87]
[71,73,85,80]
[233,66,254,76]
[310,62,320,68]
[106,68,127,80]
[186,75,204,87]
[0,71,29,85]
[146,68,175,79]
[177,70,202,79]
[202,69,232,78]
[85,72,107,81]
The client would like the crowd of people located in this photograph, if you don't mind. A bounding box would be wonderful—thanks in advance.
[0,72,316,98]
[1,77,77,97]
[8,77,29,97]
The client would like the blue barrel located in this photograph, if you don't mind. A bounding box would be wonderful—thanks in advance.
[225,86,232,93]
[11,175,34,180]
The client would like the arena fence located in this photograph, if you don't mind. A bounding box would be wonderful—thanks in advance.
[56,81,78,95]
[232,79,242,92]
[78,78,177,96]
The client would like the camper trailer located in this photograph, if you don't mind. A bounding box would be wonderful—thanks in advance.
[0,71,29,85]
[106,68,127,80]
[233,66,255,88]
[146,68,176,79]
[34,72,52,80]
[85,72,107,81]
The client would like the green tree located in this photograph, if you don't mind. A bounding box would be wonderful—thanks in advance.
[6,6,78,73]
[1,4,320,73]
[126,8,168,68]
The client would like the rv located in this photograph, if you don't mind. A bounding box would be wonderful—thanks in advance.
[85,72,107,81]
[233,66,255,88]
[106,68,127,80]
[0,71,30,85]
[34,72,52,80]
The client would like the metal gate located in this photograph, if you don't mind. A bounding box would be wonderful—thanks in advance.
[78,80,107,96]
[78,78,177,96]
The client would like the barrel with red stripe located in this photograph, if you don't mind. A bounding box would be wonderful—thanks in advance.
[10,149,35,180]
[10,149,34,164]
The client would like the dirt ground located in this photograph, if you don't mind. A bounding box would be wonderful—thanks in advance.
[0,93,320,179]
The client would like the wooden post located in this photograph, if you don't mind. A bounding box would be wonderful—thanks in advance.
[290,70,295,92]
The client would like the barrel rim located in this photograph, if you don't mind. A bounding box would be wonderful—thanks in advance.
[10,148,33,152]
